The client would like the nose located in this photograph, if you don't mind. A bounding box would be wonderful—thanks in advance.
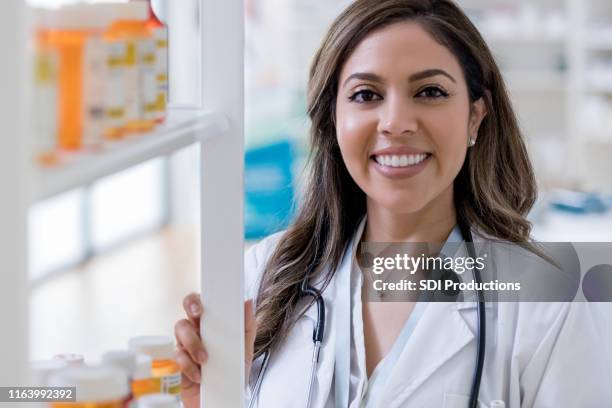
[377,94,418,137]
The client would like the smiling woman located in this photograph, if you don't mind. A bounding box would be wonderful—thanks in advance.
[335,22,487,226]
[173,1,611,407]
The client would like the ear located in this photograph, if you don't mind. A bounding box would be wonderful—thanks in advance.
[468,96,488,140]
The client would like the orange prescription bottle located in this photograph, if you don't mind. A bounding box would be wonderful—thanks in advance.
[49,366,129,408]
[44,5,109,151]
[32,9,59,166]
[101,350,160,406]
[132,353,162,399]
[128,336,181,398]
[105,2,157,134]
[145,0,168,123]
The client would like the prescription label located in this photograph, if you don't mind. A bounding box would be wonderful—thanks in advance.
[33,46,58,161]
[105,41,127,136]
[152,26,168,119]
[139,38,158,121]
[161,372,181,396]
[82,37,106,149]
[123,40,140,125]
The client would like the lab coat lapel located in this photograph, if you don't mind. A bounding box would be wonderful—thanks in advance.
[381,229,494,407]
[309,217,366,408]
[380,301,475,407]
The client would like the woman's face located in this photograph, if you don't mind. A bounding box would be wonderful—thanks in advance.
[335,21,486,216]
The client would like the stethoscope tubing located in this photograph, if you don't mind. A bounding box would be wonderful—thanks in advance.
[248,222,486,408]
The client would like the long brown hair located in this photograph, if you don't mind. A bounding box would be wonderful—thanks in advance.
[253,0,536,359]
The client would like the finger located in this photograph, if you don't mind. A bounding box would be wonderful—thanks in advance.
[175,348,202,384]
[183,292,203,328]
[175,318,208,364]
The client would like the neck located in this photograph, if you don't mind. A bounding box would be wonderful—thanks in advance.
[364,187,456,243]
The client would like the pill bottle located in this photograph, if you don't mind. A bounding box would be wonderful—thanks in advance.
[128,336,181,397]
[31,9,59,166]
[44,4,109,151]
[138,393,180,408]
[101,350,137,407]
[145,0,168,123]
[53,353,86,367]
[49,366,129,408]
[105,2,156,134]
[102,350,160,405]
[30,359,68,386]
[132,353,162,399]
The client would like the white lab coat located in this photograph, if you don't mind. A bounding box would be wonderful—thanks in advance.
[244,226,612,408]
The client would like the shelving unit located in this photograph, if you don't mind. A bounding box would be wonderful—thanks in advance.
[33,109,228,203]
[0,1,245,406]
[457,0,612,191]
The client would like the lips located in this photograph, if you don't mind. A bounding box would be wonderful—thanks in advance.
[369,148,432,179]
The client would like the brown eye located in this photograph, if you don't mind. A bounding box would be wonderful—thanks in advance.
[416,86,449,99]
[349,90,382,103]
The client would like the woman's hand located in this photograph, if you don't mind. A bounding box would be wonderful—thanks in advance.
[175,293,257,408]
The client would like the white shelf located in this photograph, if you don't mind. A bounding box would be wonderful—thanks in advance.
[31,108,229,204]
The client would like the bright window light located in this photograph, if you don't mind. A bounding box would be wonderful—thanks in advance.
[29,190,84,281]
[91,159,165,251]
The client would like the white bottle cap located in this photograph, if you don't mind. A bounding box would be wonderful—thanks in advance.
[53,353,85,367]
[134,353,153,380]
[138,393,181,408]
[101,350,137,378]
[40,3,148,30]
[490,401,506,408]
[104,2,149,23]
[49,366,129,402]
[30,359,68,386]
[128,336,175,361]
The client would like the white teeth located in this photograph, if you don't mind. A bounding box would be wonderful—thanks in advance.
[374,154,428,168]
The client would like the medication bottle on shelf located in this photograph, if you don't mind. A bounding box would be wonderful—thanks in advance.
[145,0,168,123]
[138,393,181,408]
[31,9,59,167]
[101,350,137,407]
[128,336,181,398]
[53,353,86,367]
[106,2,157,135]
[30,359,68,386]
[49,366,129,408]
[44,4,109,152]
[132,353,162,399]
[101,350,161,406]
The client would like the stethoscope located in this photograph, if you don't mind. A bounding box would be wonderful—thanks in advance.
[248,220,486,408]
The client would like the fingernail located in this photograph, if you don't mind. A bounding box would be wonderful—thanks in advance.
[198,350,207,363]
[190,303,201,316]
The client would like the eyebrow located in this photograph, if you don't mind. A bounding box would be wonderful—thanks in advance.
[342,68,456,88]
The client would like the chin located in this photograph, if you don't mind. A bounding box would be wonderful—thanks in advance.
[374,193,430,215]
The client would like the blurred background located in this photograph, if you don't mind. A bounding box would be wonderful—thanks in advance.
[26,0,612,366]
